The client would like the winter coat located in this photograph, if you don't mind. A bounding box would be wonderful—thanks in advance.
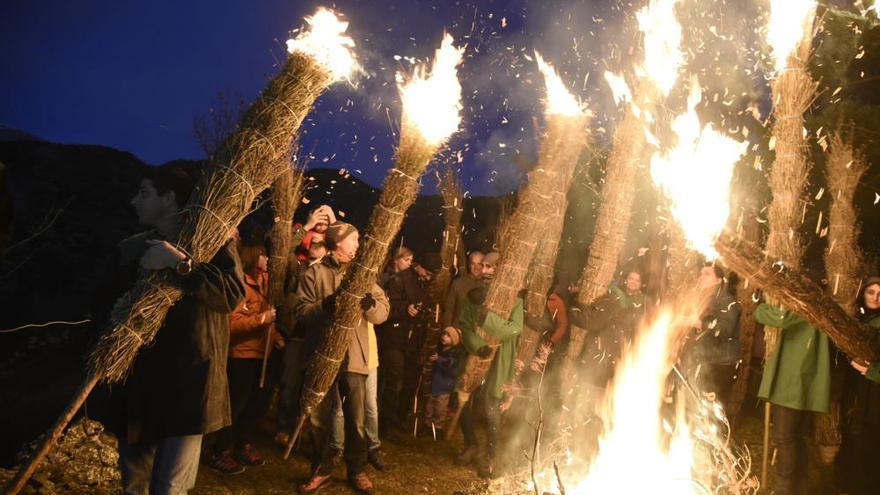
[431,343,463,395]
[573,285,645,387]
[292,253,389,375]
[690,288,741,366]
[756,304,830,413]
[276,226,309,338]
[459,296,524,399]
[843,314,880,426]
[377,267,428,348]
[95,231,246,443]
[442,274,483,328]
[229,271,283,359]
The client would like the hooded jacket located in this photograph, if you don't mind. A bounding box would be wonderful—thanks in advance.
[293,253,389,374]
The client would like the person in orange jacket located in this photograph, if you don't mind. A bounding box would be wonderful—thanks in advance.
[209,239,285,474]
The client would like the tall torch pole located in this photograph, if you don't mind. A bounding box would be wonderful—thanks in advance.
[4,7,358,495]
[283,34,464,458]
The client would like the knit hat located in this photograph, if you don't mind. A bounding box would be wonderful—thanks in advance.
[864,276,880,290]
[483,251,500,267]
[443,326,462,347]
[324,222,358,249]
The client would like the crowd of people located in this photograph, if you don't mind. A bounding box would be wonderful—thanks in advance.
[91,161,880,495]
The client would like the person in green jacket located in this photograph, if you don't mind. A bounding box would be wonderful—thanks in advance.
[756,301,831,495]
[836,276,880,495]
[455,252,523,479]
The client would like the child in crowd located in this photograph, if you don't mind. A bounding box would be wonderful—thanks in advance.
[425,326,463,438]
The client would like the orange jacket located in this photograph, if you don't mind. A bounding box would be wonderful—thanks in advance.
[229,271,283,359]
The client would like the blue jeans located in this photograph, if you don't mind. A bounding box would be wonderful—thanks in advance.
[119,434,202,495]
[331,367,380,451]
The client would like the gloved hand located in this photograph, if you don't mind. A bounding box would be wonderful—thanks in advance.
[322,295,337,315]
[477,345,493,358]
[360,293,376,311]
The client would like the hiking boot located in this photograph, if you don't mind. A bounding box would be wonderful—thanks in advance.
[297,471,332,493]
[367,448,389,471]
[348,471,374,495]
[234,444,266,467]
[455,445,478,466]
[207,450,246,475]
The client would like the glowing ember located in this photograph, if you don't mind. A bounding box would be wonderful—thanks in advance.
[650,80,747,259]
[636,0,683,96]
[534,51,586,116]
[573,312,697,493]
[603,71,632,106]
[286,7,359,81]
[398,33,464,147]
[766,0,816,73]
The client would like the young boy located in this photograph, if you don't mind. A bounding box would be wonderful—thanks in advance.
[425,326,463,438]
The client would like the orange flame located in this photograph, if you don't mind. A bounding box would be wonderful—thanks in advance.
[286,7,359,81]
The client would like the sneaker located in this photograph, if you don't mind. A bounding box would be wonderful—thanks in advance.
[348,471,374,495]
[207,450,246,475]
[234,444,266,467]
[297,471,332,493]
[455,445,478,466]
[367,448,389,471]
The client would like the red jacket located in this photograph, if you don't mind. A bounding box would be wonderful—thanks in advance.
[229,271,283,359]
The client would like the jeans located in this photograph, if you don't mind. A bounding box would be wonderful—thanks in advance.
[310,372,368,476]
[332,367,380,451]
[771,404,810,495]
[277,338,307,433]
[119,435,202,495]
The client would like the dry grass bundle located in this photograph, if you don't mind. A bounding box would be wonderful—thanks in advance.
[516,118,590,372]
[763,39,819,353]
[560,99,649,409]
[7,50,339,495]
[456,115,588,400]
[268,156,305,306]
[716,229,880,362]
[432,165,464,303]
[90,53,334,384]
[814,129,868,464]
[284,122,440,457]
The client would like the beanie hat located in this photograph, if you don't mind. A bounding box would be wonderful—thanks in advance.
[325,222,358,249]
[864,276,880,290]
[443,326,462,347]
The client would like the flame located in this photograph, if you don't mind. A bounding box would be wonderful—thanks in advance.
[534,51,586,116]
[767,0,816,73]
[604,71,632,106]
[398,33,464,147]
[286,7,359,81]
[636,0,683,96]
[650,80,747,259]
[573,312,697,493]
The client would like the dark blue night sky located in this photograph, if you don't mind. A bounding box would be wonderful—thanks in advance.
[2,0,633,195]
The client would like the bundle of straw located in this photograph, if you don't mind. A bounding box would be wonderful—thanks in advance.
[715,229,880,363]
[453,113,588,422]
[268,159,305,307]
[283,34,463,457]
[5,9,356,493]
[813,129,868,464]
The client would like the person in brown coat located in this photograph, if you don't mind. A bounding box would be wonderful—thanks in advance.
[208,240,285,474]
[294,222,389,495]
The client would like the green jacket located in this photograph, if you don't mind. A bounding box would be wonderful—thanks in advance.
[756,304,830,412]
[459,297,524,399]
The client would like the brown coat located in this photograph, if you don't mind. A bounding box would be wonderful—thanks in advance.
[229,271,283,359]
[293,254,389,374]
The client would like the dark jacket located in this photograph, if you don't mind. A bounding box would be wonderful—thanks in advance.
[690,288,741,366]
[378,267,428,347]
[96,231,246,443]
[431,343,462,396]
[292,253,389,375]
[442,274,483,328]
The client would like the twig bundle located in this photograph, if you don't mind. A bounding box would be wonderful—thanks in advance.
[285,124,440,457]
[268,157,305,306]
[716,229,880,362]
[456,115,588,399]
[813,129,868,464]
[7,49,341,495]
